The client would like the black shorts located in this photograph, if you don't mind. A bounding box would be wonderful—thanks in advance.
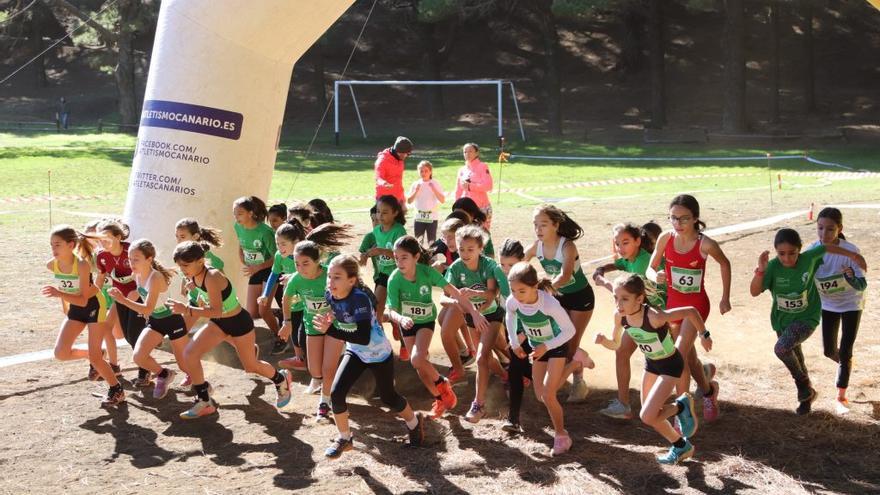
[402,320,434,339]
[373,272,390,288]
[67,296,100,324]
[249,267,272,285]
[211,310,254,337]
[147,314,188,341]
[465,306,505,328]
[555,285,595,312]
[645,349,685,378]
[536,344,569,362]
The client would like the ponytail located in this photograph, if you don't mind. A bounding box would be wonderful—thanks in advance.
[97,219,130,241]
[535,204,583,240]
[130,239,176,285]
[500,238,525,260]
[51,225,96,261]
[817,207,846,240]
[233,196,268,223]
[176,218,223,247]
[305,223,354,251]
[508,261,557,295]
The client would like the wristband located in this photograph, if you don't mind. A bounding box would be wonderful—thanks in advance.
[754,267,765,276]
[701,330,711,339]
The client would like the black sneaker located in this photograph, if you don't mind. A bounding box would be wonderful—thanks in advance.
[407,413,425,447]
[325,436,353,459]
[501,417,523,434]
[316,402,332,422]
[271,338,288,355]
[100,386,126,408]
[796,388,818,415]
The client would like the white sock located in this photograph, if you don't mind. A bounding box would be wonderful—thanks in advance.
[310,378,321,388]
[320,395,330,405]
[339,430,352,440]
[405,415,419,430]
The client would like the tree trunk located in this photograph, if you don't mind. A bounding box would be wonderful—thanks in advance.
[418,21,445,119]
[312,36,328,112]
[722,0,747,133]
[647,0,666,128]
[27,19,48,87]
[618,2,647,76]
[800,0,815,113]
[534,0,563,136]
[115,0,139,128]
[769,1,781,123]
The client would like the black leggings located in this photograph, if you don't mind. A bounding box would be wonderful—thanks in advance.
[822,310,862,389]
[507,339,533,423]
[330,352,408,415]
[413,220,438,244]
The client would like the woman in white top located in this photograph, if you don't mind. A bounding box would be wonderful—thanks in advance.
[406,160,445,244]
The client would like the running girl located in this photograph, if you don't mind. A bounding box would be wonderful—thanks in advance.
[167,241,293,419]
[260,218,305,361]
[43,225,123,406]
[95,219,149,386]
[647,195,727,422]
[385,235,487,418]
[82,219,119,382]
[809,208,867,414]
[601,274,706,465]
[451,197,494,258]
[497,239,532,432]
[407,160,446,245]
[267,203,288,231]
[359,195,407,359]
[308,198,335,226]
[314,255,425,458]
[506,262,589,456]
[523,204,595,403]
[592,222,666,420]
[108,239,189,400]
[175,218,225,332]
[442,225,504,422]
[280,223,353,421]
[232,196,279,342]
[750,228,866,415]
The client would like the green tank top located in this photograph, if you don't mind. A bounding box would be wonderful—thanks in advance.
[193,270,240,314]
[136,270,173,319]
[516,308,562,346]
[537,238,588,294]
[623,305,675,360]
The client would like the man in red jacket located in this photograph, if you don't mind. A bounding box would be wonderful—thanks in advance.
[374,136,412,213]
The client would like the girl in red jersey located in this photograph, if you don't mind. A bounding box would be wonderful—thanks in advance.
[95,219,151,386]
[647,195,727,423]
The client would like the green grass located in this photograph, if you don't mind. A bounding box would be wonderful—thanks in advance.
[2,130,879,215]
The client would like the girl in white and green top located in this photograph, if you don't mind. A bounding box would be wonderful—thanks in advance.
[385,235,486,419]
[810,208,867,414]
[232,196,277,338]
[505,262,585,457]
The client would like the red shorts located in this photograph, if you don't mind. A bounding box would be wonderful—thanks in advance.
[667,293,710,325]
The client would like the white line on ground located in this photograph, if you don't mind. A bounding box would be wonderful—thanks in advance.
[0,339,127,368]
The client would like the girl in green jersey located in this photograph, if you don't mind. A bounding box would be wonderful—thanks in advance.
[750,228,866,415]
[232,196,278,340]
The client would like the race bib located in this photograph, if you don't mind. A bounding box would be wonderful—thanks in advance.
[304,296,330,314]
[777,291,808,313]
[243,250,265,265]
[415,210,433,223]
[523,320,554,342]
[470,297,498,315]
[635,333,665,358]
[57,278,78,294]
[670,266,703,294]
[377,255,395,267]
[815,274,849,296]
[402,301,434,320]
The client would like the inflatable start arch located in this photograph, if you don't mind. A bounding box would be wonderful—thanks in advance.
[123,0,353,290]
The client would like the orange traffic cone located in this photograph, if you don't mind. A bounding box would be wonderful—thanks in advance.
[808,203,814,220]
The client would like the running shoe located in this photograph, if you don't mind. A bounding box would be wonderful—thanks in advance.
[447,368,466,386]
[180,374,193,388]
[325,436,354,459]
[316,402,332,422]
[278,356,308,371]
[599,399,634,420]
[407,413,425,446]
[566,379,590,403]
[271,338,288,355]
[431,399,447,419]
[275,369,293,409]
[675,393,699,438]
[835,398,851,415]
[88,364,100,382]
[100,387,125,408]
[702,380,720,423]
[180,398,217,419]
[552,434,572,456]
[153,369,177,400]
[437,379,457,410]
[399,345,410,362]
[465,401,485,423]
[796,387,818,416]
[501,417,523,434]
[305,378,322,395]
[695,363,717,399]
[133,374,153,388]
[657,440,694,465]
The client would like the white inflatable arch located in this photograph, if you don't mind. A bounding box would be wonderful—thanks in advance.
[123,0,354,291]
